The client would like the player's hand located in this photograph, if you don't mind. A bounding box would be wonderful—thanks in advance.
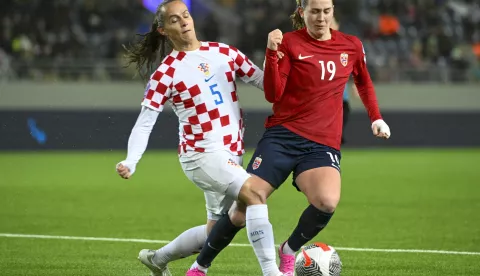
[267,29,283,51]
[371,119,391,139]
[116,161,136,179]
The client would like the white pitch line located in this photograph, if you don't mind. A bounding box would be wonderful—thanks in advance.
[1,233,479,256]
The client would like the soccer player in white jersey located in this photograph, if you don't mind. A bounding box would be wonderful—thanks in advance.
[116,1,283,276]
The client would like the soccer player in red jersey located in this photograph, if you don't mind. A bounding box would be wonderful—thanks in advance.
[257,0,391,273]
[192,0,391,275]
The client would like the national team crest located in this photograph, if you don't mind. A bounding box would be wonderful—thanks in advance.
[252,156,262,170]
[197,63,210,76]
[340,53,349,67]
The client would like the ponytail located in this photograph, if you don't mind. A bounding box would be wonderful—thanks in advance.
[124,0,177,81]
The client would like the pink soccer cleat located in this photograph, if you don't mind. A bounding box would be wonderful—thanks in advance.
[278,241,295,276]
[186,268,206,276]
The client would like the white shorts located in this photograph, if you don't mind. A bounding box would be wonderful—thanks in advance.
[180,150,251,220]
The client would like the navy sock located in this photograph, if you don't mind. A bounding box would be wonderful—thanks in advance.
[196,215,243,268]
[287,204,334,251]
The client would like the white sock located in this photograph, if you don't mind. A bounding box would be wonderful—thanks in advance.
[153,225,207,267]
[282,241,296,255]
[246,204,280,276]
[190,260,208,273]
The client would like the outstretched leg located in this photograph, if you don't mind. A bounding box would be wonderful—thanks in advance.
[139,222,211,276]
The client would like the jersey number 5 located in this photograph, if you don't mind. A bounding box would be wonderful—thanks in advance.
[319,60,336,81]
[209,84,224,105]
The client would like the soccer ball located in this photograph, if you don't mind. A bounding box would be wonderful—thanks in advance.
[294,242,342,276]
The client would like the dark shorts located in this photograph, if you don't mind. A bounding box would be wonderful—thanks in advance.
[246,125,341,191]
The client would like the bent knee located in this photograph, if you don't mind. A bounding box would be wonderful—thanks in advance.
[229,211,246,228]
[238,179,269,205]
[310,196,340,213]
[206,219,217,234]
[240,184,267,205]
[228,202,246,227]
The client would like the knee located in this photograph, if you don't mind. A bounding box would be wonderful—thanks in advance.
[310,195,340,214]
[228,202,246,228]
[229,209,246,228]
[206,219,217,235]
[238,179,268,206]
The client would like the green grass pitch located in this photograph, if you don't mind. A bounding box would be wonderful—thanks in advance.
[0,149,479,275]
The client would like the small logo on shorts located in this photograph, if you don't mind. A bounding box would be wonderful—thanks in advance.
[252,156,262,170]
[227,159,241,168]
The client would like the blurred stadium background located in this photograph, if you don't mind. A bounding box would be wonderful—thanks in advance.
[1,0,480,275]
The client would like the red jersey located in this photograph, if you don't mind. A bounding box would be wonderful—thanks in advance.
[264,28,382,150]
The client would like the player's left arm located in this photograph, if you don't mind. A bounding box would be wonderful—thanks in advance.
[228,46,264,91]
[352,38,391,139]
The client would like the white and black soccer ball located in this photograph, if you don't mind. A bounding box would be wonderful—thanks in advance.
[295,242,342,276]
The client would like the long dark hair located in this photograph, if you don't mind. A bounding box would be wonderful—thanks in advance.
[124,0,180,81]
[291,0,308,30]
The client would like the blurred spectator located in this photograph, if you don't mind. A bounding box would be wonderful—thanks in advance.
[0,47,13,80]
[378,14,400,37]
[1,0,479,83]
[201,13,220,42]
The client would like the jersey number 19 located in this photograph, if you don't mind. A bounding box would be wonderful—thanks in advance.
[319,60,336,81]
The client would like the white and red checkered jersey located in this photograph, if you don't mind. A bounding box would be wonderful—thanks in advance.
[142,41,263,156]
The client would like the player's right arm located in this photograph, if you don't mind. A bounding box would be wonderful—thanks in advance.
[264,29,292,103]
[116,106,159,179]
[116,67,173,179]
